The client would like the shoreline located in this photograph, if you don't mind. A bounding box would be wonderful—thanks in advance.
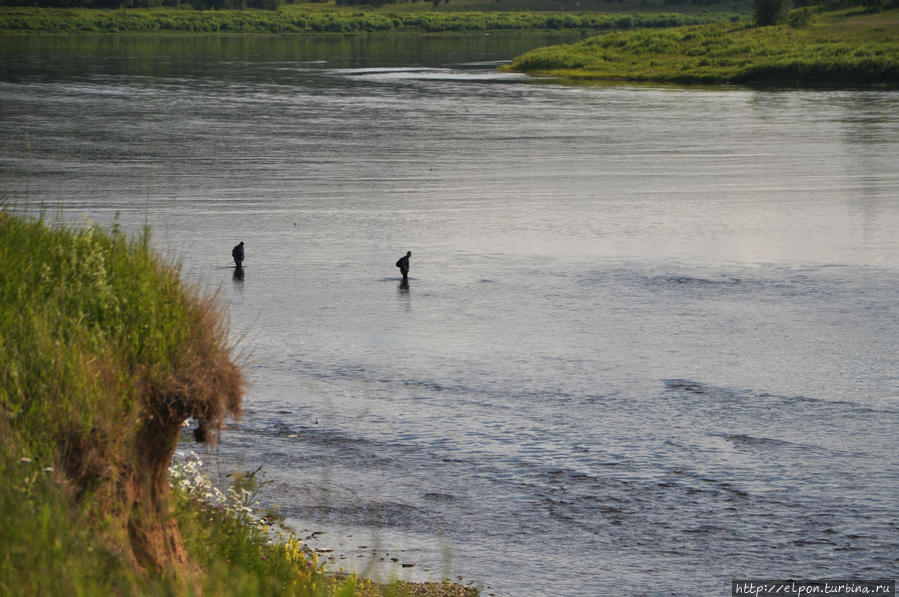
[171,445,483,596]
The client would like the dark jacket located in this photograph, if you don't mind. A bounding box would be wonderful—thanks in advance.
[232,243,244,263]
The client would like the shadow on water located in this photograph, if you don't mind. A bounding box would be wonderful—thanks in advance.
[397,279,411,311]
[233,264,244,283]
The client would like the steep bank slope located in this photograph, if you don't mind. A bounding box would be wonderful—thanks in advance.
[0,213,243,592]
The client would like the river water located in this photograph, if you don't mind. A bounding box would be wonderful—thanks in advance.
[2,34,898,596]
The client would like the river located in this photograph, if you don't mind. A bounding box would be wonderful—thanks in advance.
[1,33,898,596]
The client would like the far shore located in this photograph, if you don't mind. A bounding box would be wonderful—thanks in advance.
[0,4,743,35]
[504,6,899,87]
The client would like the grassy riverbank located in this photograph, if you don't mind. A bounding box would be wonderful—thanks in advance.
[0,211,474,596]
[506,6,899,85]
[0,2,744,33]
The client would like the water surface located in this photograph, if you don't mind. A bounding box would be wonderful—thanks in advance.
[2,34,898,596]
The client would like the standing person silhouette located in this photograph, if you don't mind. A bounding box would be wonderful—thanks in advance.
[232,241,245,267]
[395,250,411,284]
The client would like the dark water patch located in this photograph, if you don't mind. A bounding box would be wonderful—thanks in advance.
[683,524,728,534]
[578,268,763,298]
[653,274,746,288]
[236,418,404,467]
[423,492,458,503]
[663,378,709,395]
[579,265,894,316]
[287,498,434,531]
[301,358,593,410]
[713,482,752,500]
[661,379,899,428]
[773,392,899,417]
[724,433,803,450]
[271,421,296,436]
[525,460,797,542]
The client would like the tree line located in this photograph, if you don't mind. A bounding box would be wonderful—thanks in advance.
[753,0,897,25]
[0,0,292,8]
[1,0,894,17]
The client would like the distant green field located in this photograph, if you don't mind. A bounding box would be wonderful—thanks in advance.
[316,0,748,13]
[0,0,747,33]
[506,7,899,86]
[0,0,750,14]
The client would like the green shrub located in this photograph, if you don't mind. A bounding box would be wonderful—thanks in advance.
[753,0,791,25]
[787,6,813,27]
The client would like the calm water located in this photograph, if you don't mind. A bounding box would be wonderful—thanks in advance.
[2,34,898,596]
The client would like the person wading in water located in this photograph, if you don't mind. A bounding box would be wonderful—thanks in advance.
[232,241,245,267]
[396,250,411,285]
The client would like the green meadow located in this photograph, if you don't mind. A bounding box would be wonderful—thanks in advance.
[505,7,899,86]
[0,1,744,33]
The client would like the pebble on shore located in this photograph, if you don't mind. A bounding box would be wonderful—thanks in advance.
[392,580,479,597]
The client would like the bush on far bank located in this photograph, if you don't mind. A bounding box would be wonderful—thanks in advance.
[0,0,287,10]
[753,0,790,25]
[0,0,737,10]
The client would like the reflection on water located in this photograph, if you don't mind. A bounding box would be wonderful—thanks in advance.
[2,34,898,597]
[0,32,589,82]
